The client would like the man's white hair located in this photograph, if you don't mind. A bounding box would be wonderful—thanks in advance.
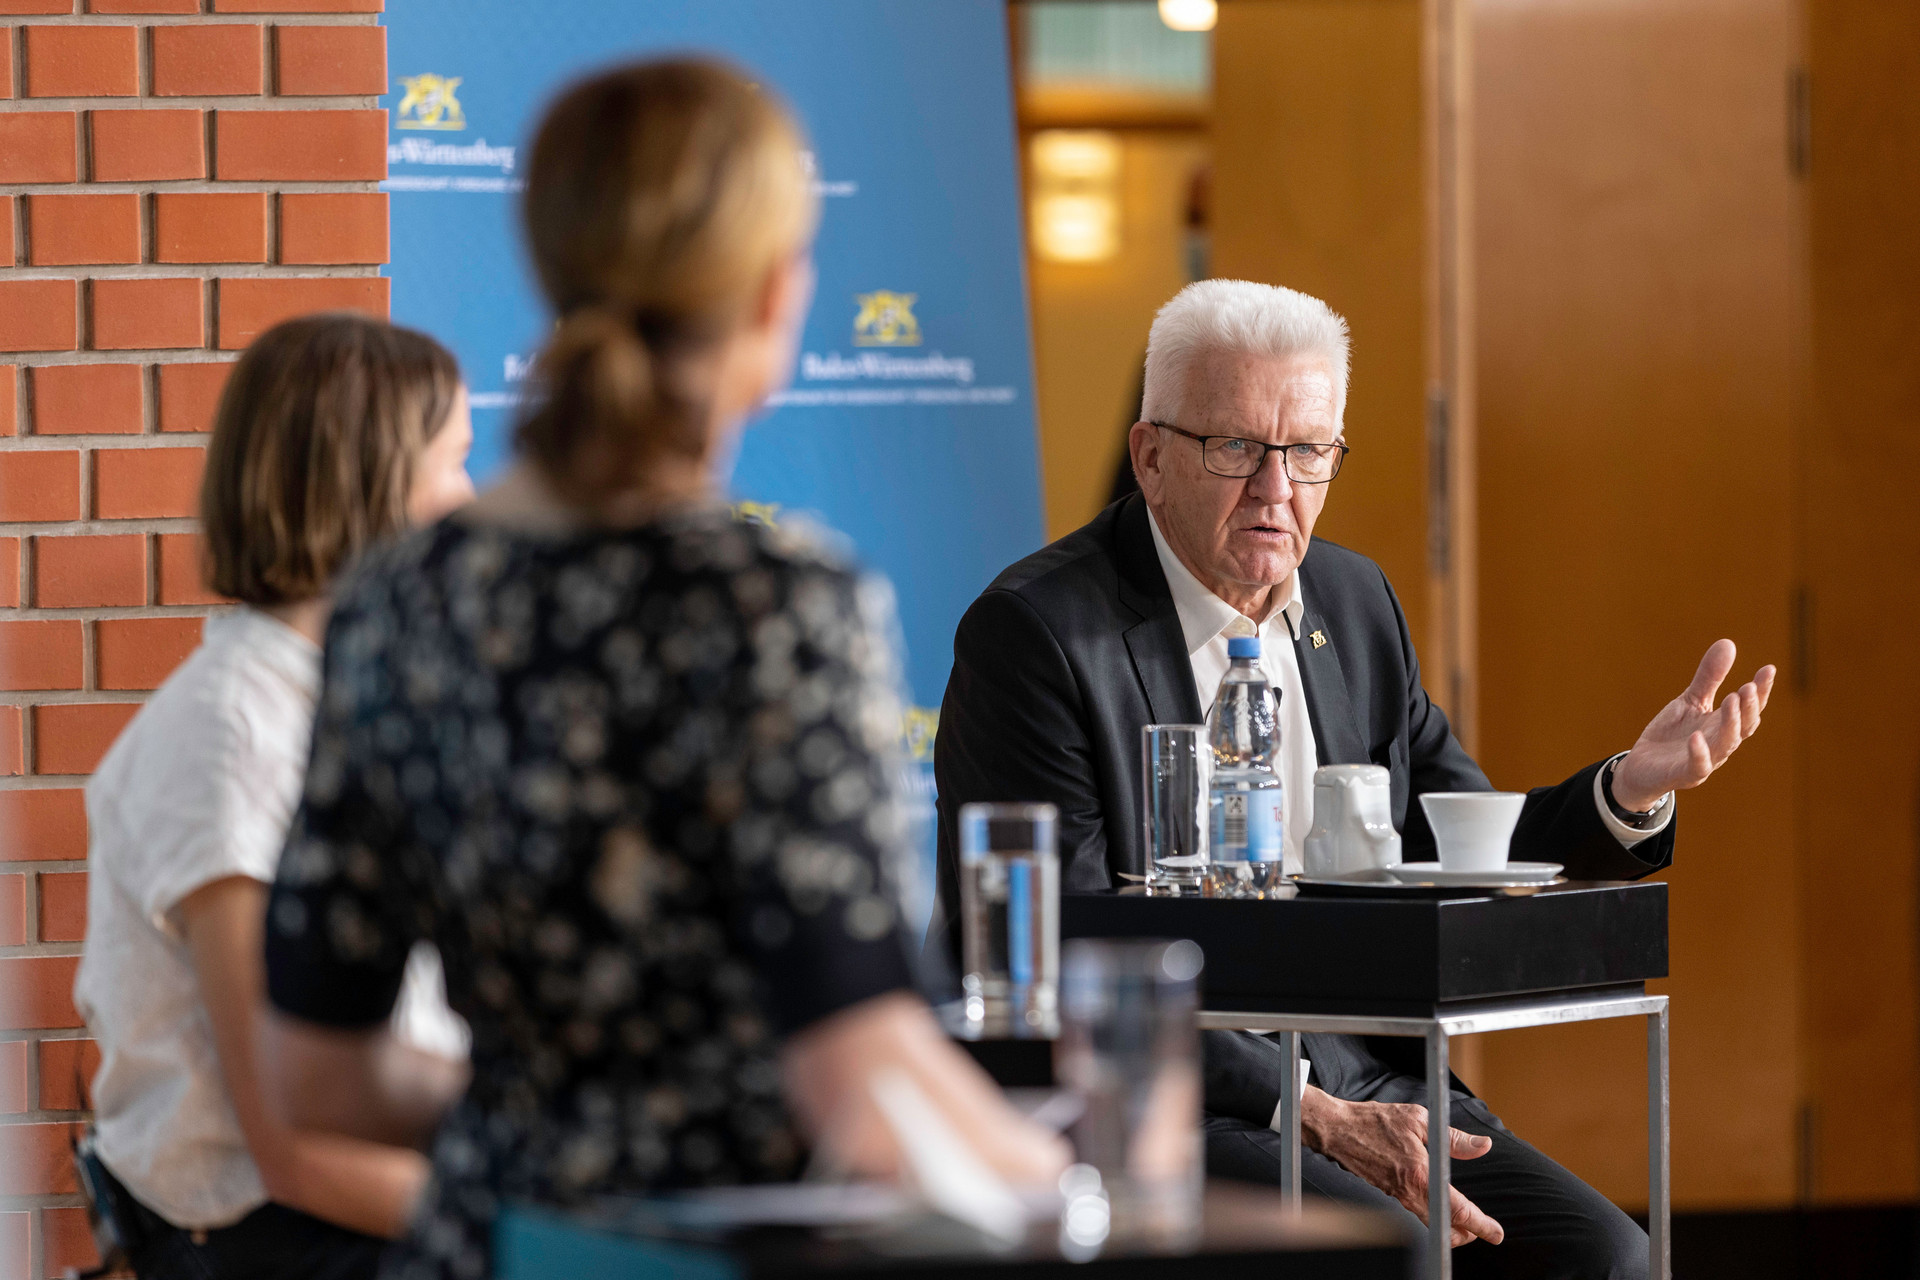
[1141,279,1352,426]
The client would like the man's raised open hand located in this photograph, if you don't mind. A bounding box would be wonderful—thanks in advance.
[1610,639,1776,813]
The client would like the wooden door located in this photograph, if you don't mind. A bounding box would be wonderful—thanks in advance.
[1471,0,1802,1208]
[1211,0,1433,651]
[1797,0,1920,1205]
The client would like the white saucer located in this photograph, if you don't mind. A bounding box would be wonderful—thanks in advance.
[1386,861,1563,887]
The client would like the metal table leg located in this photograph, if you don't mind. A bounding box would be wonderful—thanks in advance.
[1277,1030,1302,1210]
[1649,1000,1669,1280]
[1210,990,1669,1278]
[1427,1026,1451,1280]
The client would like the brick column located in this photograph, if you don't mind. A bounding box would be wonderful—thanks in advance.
[0,2,387,1273]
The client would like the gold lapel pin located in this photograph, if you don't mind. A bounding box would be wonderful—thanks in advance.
[1310,630,1328,649]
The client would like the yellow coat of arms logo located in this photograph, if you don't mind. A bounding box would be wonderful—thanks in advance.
[902,706,940,763]
[395,74,466,131]
[852,291,921,347]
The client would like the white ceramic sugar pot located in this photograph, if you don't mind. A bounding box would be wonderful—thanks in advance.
[1302,764,1402,876]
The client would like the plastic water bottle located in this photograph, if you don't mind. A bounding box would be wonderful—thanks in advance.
[1205,636,1287,898]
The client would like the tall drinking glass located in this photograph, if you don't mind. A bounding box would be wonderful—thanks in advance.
[1142,725,1209,891]
[1057,938,1204,1249]
[958,802,1060,1038]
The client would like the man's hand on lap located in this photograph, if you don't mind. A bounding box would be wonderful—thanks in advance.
[1612,638,1776,812]
[1299,1087,1505,1247]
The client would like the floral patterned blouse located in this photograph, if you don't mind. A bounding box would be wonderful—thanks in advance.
[264,507,918,1280]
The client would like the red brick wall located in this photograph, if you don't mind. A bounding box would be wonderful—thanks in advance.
[0,2,387,1273]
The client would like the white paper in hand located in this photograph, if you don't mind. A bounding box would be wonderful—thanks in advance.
[868,1067,1027,1245]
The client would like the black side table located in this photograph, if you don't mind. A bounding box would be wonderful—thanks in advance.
[1061,880,1671,1280]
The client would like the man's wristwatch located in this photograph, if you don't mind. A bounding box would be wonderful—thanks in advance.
[1602,755,1668,828]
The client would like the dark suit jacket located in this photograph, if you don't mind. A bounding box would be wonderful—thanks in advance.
[931,493,1675,1122]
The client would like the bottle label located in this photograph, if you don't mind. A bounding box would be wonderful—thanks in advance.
[1211,789,1283,862]
[1247,790,1282,862]
[1219,792,1247,852]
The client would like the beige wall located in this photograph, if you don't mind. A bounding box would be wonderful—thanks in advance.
[1029,131,1209,541]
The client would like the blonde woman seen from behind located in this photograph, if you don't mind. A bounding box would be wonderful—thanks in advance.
[74,315,475,1280]
[254,60,1067,1280]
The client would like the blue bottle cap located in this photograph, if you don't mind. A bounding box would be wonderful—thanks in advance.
[1227,636,1261,658]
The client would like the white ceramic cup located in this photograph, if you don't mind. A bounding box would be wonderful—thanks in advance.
[1418,791,1526,872]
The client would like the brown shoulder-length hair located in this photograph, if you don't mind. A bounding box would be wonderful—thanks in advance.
[200,312,461,606]
[514,57,817,508]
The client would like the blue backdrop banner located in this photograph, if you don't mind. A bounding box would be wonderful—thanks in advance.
[382,0,1045,741]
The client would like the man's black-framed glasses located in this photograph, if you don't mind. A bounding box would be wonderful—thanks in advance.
[1151,422,1350,483]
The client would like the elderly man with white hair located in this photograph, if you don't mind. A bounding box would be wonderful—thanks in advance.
[931,279,1774,1277]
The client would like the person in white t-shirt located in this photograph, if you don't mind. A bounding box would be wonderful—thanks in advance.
[74,313,478,1280]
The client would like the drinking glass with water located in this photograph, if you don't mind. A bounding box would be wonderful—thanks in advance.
[1141,724,1209,892]
[957,802,1059,1037]
[1057,938,1204,1249]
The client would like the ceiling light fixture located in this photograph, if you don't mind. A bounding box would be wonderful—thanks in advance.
[1158,0,1217,33]
[1030,131,1122,263]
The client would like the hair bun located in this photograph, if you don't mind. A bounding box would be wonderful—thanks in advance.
[520,306,671,500]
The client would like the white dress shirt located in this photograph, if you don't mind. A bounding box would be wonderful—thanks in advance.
[1144,509,1670,874]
